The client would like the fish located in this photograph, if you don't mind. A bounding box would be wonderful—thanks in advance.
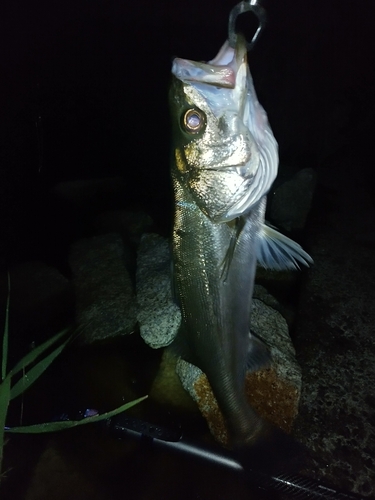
[169,35,312,468]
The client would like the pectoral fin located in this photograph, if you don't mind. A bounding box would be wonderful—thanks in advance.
[220,217,246,281]
[256,224,313,270]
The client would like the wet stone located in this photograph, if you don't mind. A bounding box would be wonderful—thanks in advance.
[69,233,137,343]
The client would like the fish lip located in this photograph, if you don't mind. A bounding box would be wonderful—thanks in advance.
[208,34,246,68]
[171,36,247,89]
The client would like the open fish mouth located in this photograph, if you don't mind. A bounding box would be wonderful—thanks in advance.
[171,35,247,89]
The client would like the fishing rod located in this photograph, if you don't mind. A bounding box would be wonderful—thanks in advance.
[7,406,369,500]
[99,411,368,500]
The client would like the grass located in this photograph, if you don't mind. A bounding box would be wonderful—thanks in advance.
[0,272,147,477]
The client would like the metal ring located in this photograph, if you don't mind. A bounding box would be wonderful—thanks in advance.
[228,0,267,51]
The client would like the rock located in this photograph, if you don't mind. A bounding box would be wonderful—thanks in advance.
[148,349,198,413]
[251,299,301,386]
[25,441,109,500]
[69,233,137,343]
[255,266,304,314]
[93,210,154,279]
[136,233,181,349]
[253,284,295,326]
[253,284,281,311]
[176,299,302,446]
[269,168,317,231]
[93,210,153,244]
[293,228,375,496]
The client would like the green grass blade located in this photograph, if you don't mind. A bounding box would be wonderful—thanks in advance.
[9,327,71,379]
[0,376,11,470]
[10,334,72,400]
[5,395,148,433]
[1,273,10,382]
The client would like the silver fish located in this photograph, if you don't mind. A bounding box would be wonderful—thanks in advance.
[169,35,312,452]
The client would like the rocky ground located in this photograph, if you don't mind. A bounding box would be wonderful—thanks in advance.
[293,155,375,497]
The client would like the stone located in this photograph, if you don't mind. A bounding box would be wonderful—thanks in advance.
[93,210,153,245]
[293,228,375,496]
[136,233,181,349]
[69,233,137,343]
[148,349,198,413]
[253,283,295,327]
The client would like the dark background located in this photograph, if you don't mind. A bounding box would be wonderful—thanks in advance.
[0,0,374,265]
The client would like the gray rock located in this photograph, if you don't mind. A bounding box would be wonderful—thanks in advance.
[254,279,300,328]
[270,167,317,231]
[294,228,375,496]
[69,233,137,343]
[251,299,301,387]
[93,210,153,244]
[136,233,181,349]
[253,283,279,304]
[254,283,284,313]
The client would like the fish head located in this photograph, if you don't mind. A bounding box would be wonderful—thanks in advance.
[170,36,278,222]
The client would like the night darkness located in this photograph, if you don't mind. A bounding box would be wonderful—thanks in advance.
[1,0,374,266]
[1,0,375,499]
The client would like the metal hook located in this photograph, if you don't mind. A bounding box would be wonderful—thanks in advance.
[228,0,267,51]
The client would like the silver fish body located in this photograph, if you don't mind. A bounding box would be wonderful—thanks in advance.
[172,184,267,444]
[170,36,311,447]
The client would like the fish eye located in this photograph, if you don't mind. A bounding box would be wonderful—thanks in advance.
[182,109,205,134]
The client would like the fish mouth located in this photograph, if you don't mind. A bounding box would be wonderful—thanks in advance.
[171,36,247,89]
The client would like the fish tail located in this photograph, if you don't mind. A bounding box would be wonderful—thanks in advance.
[235,421,308,475]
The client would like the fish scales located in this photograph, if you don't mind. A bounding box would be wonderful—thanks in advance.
[170,35,312,453]
[173,176,266,441]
